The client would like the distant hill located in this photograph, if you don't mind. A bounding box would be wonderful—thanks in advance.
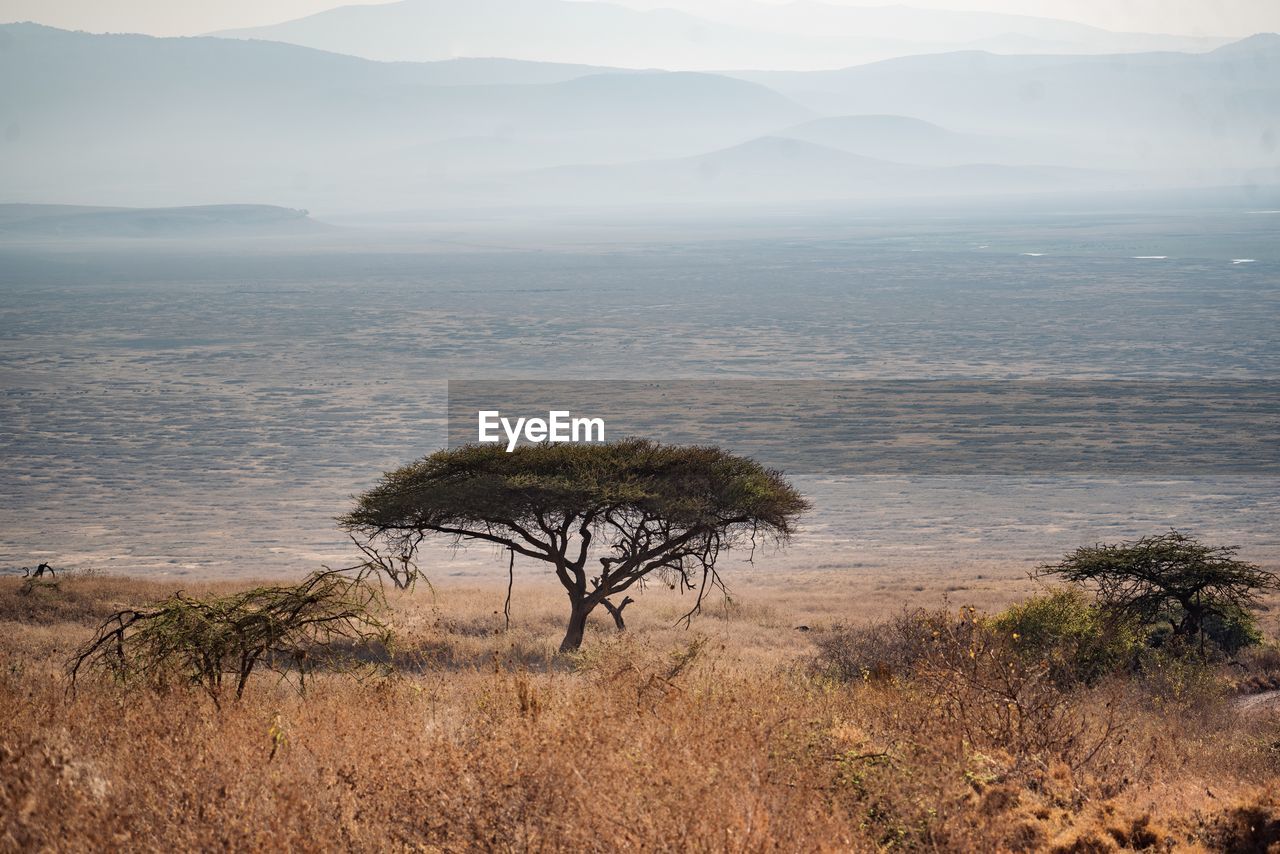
[213,0,820,69]
[387,57,622,86]
[470,136,1130,206]
[774,115,1034,167]
[346,70,815,173]
[0,24,692,154]
[1206,31,1280,56]
[1,23,1274,212]
[730,36,1280,171]
[0,204,323,238]
[211,0,1229,70]
[684,1,1232,50]
[0,24,810,207]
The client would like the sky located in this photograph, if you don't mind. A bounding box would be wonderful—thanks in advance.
[1,0,1277,38]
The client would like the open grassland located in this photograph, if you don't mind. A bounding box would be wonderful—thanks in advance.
[3,572,1280,852]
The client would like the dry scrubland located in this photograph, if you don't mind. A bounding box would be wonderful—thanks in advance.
[3,570,1280,852]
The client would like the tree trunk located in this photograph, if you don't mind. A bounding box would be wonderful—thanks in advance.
[559,599,593,653]
[1175,600,1208,656]
[601,596,634,632]
[1177,604,1203,641]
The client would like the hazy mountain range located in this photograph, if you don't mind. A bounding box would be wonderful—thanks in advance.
[213,0,1230,70]
[733,34,1280,170]
[0,24,808,206]
[0,20,1276,213]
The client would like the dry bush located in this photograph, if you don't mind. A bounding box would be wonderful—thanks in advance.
[1199,796,1280,852]
[1233,643,1280,695]
[68,567,394,704]
[912,607,1125,773]
[810,606,947,682]
[814,606,1123,772]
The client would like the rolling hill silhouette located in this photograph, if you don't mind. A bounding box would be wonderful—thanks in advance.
[213,0,1230,70]
[732,37,1280,170]
[470,136,1125,206]
[1,23,1274,211]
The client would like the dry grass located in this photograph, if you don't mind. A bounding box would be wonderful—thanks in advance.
[2,572,1279,852]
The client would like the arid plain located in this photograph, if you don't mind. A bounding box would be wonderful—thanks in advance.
[3,207,1279,850]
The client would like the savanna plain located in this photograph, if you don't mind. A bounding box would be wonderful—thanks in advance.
[4,565,1280,852]
[2,207,1279,851]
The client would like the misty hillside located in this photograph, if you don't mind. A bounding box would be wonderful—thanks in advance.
[468,136,1129,206]
[390,57,621,86]
[1,23,1275,212]
[214,0,821,70]
[774,116,1033,167]
[0,204,322,238]
[0,24,809,206]
[212,0,1228,70]
[733,36,1280,171]
[667,1,1231,55]
[0,24,802,145]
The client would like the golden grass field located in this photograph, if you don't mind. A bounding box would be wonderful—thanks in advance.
[3,567,1280,852]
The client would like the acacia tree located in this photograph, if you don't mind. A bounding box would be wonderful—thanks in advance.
[341,439,809,652]
[1040,530,1279,649]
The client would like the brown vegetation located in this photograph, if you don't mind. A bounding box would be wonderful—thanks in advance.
[2,572,1279,851]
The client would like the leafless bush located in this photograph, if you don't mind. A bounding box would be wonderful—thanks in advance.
[914,607,1123,771]
[18,577,59,597]
[812,607,950,682]
[816,606,1125,771]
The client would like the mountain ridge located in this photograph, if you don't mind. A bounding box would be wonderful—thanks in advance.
[2,23,1274,212]
[208,0,1232,70]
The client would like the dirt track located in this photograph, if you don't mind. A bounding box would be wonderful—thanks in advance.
[1235,689,1280,712]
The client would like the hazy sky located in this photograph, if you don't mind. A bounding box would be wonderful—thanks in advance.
[1,0,1276,37]
[0,0,391,36]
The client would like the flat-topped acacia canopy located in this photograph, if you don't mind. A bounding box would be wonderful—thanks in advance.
[342,439,809,651]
